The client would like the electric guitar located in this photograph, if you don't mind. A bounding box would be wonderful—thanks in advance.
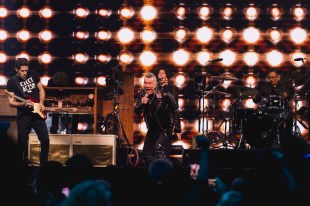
[5,90,47,120]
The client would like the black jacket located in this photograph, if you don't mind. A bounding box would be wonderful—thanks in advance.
[135,89,181,137]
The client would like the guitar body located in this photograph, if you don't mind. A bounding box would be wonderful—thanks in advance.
[5,90,47,120]
[31,102,47,120]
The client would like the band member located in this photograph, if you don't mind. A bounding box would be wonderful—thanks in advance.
[154,67,179,104]
[134,73,181,164]
[252,69,294,147]
[6,58,49,166]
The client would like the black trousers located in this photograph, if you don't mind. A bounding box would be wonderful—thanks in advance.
[17,113,50,165]
[143,129,171,162]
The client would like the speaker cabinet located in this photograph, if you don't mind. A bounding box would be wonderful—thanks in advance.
[29,134,71,165]
[71,134,116,167]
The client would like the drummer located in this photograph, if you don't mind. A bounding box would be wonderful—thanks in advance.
[253,69,294,104]
[253,69,295,146]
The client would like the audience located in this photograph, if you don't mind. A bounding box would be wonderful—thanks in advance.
[0,131,36,205]
[64,154,95,190]
[60,180,112,206]
[35,160,66,205]
[1,128,309,206]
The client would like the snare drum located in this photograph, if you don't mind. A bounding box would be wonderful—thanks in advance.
[266,95,285,110]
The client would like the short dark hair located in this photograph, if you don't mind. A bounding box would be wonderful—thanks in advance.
[267,68,280,75]
[15,58,29,70]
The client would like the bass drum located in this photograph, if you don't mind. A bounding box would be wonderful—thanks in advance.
[243,113,277,149]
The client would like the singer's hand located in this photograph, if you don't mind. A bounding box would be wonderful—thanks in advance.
[141,96,149,104]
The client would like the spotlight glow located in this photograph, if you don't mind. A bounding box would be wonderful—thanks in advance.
[0,75,7,86]
[140,5,157,21]
[174,26,189,43]
[117,27,135,44]
[39,29,53,43]
[16,29,31,42]
[17,6,31,18]
[0,52,7,63]
[197,4,211,20]
[118,51,134,65]
[290,27,307,44]
[38,52,52,64]
[141,28,156,43]
[196,27,213,43]
[119,5,134,20]
[39,6,53,19]
[266,50,283,67]
[0,29,7,41]
[0,6,8,18]
[172,49,189,66]
[196,50,211,66]
[96,30,111,41]
[243,51,259,66]
[139,51,157,67]
[73,53,89,64]
[219,50,236,66]
[242,27,260,43]
[96,76,107,86]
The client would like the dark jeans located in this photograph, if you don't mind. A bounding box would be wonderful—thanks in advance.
[143,129,171,164]
[17,113,50,166]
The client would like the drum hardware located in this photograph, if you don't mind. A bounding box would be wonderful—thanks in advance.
[198,81,230,134]
[292,89,302,138]
[215,113,232,149]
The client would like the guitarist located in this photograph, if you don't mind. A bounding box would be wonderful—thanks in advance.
[6,57,49,166]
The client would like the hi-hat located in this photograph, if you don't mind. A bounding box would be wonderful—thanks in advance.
[242,88,258,97]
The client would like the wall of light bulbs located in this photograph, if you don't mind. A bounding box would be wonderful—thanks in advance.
[0,0,308,145]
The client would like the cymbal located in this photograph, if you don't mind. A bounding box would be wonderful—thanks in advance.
[280,71,308,87]
[243,88,258,97]
[228,86,258,97]
[204,90,231,96]
[210,75,238,81]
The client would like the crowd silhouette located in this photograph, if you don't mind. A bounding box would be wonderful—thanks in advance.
[0,127,309,206]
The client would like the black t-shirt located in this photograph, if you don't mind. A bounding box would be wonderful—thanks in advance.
[6,70,41,116]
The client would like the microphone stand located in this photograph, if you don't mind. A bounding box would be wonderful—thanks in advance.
[196,62,212,135]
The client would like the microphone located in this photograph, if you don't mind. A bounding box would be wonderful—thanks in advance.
[138,89,147,97]
[294,58,306,61]
[209,58,223,63]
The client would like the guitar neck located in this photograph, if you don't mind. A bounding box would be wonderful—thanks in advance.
[6,90,36,106]
[13,94,35,106]
[13,94,27,103]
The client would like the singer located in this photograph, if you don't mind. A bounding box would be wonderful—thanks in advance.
[134,73,181,165]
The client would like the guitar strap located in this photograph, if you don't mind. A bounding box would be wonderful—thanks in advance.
[13,75,26,98]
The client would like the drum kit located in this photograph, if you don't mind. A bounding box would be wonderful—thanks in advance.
[196,71,309,149]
